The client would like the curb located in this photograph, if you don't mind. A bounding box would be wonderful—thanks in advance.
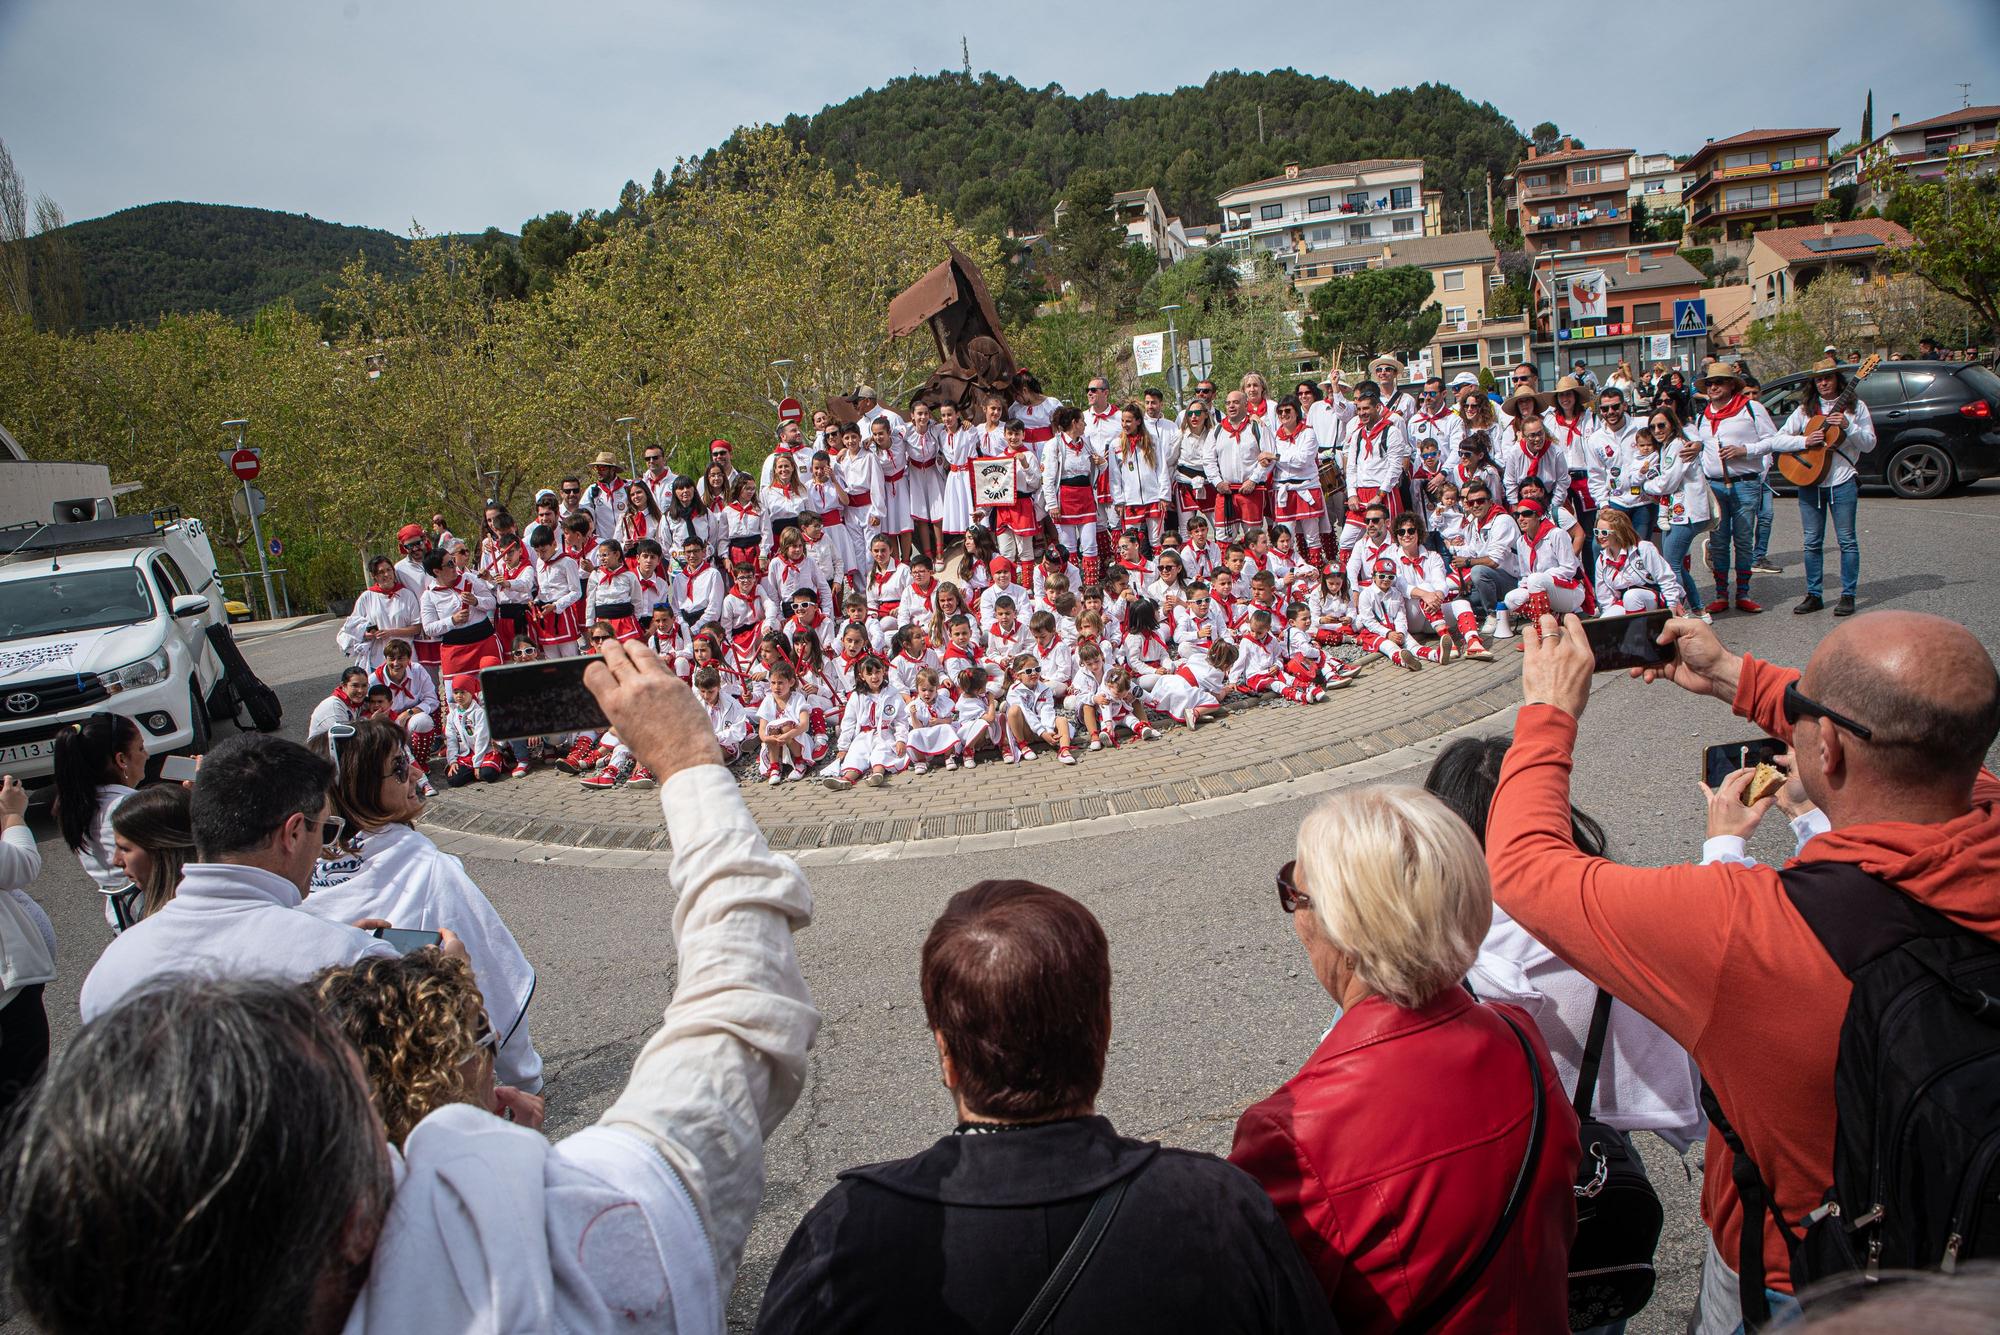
[233,613,334,640]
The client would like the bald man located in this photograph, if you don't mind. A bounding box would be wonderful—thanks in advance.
[1490,610,2000,1335]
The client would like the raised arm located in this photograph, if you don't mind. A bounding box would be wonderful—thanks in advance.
[583,645,819,1292]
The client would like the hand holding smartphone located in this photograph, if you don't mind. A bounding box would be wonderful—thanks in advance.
[481,656,610,740]
[1577,610,1675,674]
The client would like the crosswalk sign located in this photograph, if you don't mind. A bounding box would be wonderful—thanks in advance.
[1673,299,1707,339]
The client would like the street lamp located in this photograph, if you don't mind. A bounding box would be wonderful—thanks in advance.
[220,418,277,618]
[614,416,639,479]
[1160,304,1183,412]
[769,358,795,402]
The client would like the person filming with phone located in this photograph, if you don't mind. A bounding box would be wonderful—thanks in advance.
[9,641,818,1335]
[1488,608,2000,1332]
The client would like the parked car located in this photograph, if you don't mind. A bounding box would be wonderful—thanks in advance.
[0,509,237,788]
[1758,359,2000,499]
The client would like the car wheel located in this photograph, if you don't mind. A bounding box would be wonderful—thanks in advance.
[185,682,211,754]
[1885,442,1952,500]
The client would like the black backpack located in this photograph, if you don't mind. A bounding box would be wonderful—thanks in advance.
[1703,860,2000,1328]
[203,624,284,733]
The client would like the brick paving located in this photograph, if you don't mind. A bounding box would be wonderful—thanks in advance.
[424,653,1523,853]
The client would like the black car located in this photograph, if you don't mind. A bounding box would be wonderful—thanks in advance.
[1758,360,2000,499]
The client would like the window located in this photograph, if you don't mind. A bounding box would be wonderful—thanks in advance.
[1725,184,1761,210]
[1522,173,1549,189]
[1488,336,1527,367]
[1347,222,1372,243]
[1489,272,1505,289]
[1345,190,1369,210]
[1856,372,1907,408]
[1442,269,1465,292]
[1307,194,1332,213]
[1600,163,1625,182]
[1307,225,1335,246]
[1393,216,1416,234]
[1605,306,1624,325]
[1444,306,1467,325]
[1634,302,1660,325]
[1441,342,1479,365]
[1571,166,1598,186]
[1775,178,1822,205]
[1897,369,1936,398]
[1390,186,1413,209]
[1259,203,1283,221]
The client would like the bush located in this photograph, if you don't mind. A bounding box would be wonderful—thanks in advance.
[1476,366,1496,392]
[1679,246,1714,272]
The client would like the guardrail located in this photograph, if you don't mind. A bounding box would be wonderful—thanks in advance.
[217,568,294,621]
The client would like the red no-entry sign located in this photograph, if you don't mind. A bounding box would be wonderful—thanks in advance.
[229,447,262,481]
[777,396,803,424]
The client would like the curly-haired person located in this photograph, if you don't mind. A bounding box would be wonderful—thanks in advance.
[312,949,544,1145]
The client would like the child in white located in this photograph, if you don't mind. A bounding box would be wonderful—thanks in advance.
[951,666,1000,769]
[1001,656,1076,764]
[1142,643,1232,729]
[822,656,909,789]
[903,668,962,775]
[442,678,504,785]
[754,666,820,783]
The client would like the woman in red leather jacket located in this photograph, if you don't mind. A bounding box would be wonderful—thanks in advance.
[1230,785,1580,1333]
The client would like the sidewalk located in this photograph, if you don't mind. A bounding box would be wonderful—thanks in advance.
[231,612,333,640]
[423,651,1525,856]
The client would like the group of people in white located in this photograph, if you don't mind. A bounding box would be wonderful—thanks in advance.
[318,353,1869,793]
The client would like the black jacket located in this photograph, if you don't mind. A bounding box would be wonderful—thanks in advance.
[753,1114,1335,1334]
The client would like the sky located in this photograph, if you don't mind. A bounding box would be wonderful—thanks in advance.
[3,0,1996,236]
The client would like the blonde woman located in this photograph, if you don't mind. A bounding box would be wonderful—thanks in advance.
[1231,786,1579,1331]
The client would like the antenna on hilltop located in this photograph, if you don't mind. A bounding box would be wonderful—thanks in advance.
[961,36,972,78]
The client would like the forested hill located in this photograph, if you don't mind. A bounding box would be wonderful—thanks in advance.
[722,69,1526,236]
[58,202,411,331]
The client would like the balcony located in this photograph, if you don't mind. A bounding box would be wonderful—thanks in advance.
[1690,154,1826,199]
[1525,204,1627,232]
[1224,195,1422,236]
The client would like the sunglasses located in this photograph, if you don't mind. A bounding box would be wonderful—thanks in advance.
[1394,527,1420,537]
[1592,528,1614,539]
[645,454,664,463]
[321,816,346,848]
[561,487,581,495]
[1782,680,1874,741]
[383,754,410,782]
[1276,859,1308,913]
[588,633,615,644]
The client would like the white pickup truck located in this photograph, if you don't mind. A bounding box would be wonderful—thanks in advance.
[0,509,261,787]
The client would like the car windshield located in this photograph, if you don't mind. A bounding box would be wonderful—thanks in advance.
[1958,365,2000,403]
[2,568,156,638]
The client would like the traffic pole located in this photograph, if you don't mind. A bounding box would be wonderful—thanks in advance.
[243,480,276,619]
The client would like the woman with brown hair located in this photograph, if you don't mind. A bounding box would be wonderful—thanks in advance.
[110,783,196,919]
[312,949,544,1146]
[304,718,544,1095]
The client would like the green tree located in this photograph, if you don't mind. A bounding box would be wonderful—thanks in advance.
[1302,265,1441,363]
[1889,161,2000,340]
[1530,122,1561,153]
[1051,170,1128,311]
[1861,90,1873,145]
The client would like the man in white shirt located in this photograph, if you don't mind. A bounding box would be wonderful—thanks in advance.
[20,642,820,1335]
[79,733,396,1019]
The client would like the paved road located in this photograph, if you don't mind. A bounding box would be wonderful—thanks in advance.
[11,485,2000,1334]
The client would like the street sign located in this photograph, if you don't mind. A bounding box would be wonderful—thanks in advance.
[227,447,261,481]
[269,538,283,557]
[1187,338,1214,379]
[777,396,802,424]
[231,486,267,520]
[1132,331,1165,376]
[1166,365,1186,393]
[1673,300,1708,339]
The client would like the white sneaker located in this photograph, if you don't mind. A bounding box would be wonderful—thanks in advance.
[1058,750,1077,765]
[912,762,929,776]
[1182,707,1198,729]
[1140,725,1162,740]
[1087,737,1102,752]
[965,754,979,768]
[767,770,784,786]
[944,754,959,771]
[1480,615,1496,635]
[1003,752,1017,765]
[1020,750,1037,763]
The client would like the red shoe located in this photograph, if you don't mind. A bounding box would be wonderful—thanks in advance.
[1703,598,1731,615]
[554,736,595,773]
[578,766,623,790]
[626,764,657,789]
[1734,597,1764,614]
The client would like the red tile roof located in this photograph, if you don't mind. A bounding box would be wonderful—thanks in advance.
[1873,105,2000,142]
[1688,128,1838,169]
[1752,218,1915,264]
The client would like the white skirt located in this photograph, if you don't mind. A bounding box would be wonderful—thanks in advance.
[906,463,946,523]
[938,469,976,533]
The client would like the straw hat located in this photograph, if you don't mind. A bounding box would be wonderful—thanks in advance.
[1550,374,1588,400]
[1699,361,1744,388]
[1499,385,1551,417]
[589,451,620,469]
[1811,356,1842,375]
[1368,355,1404,376]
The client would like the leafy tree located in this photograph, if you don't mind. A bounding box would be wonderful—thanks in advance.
[1488,221,1524,252]
[1530,122,1561,153]
[1889,161,2000,340]
[1050,169,1128,311]
[1302,265,1440,363]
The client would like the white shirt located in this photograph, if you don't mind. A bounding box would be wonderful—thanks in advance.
[342,767,816,1335]
[302,822,543,1092]
[1766,398,1877,489]
[79,862,394,1019]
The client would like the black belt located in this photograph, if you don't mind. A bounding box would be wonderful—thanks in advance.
[497,604,529,626]
[1059,476,1093,488]
[594,601,635,619]
[440,621,493,646]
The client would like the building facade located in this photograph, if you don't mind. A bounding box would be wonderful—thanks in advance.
[1746,219,1917,321]
[1685,128,1836,239]
[1112,187,1189,265]
[1528,243,1706,381]
[1627,151,1696,212]
[1367,231,1533,380]
[1503,140,1636,255]
[1216,159,1428,290]
[1851,105,2000,211]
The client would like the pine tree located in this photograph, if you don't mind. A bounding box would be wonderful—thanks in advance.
[1861,90,1874,144]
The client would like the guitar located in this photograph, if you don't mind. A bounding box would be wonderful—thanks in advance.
[1776,354,1880,486]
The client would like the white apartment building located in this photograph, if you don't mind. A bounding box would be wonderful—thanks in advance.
[1216,159,1428,289]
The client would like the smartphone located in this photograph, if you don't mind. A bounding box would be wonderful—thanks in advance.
[159,754,201,782]
[1578,609,1674,674]
[481,655,608,740]
[370,926,445,953]
[1703,738,1788,789]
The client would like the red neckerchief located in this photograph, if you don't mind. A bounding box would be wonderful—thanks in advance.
[907,581,935,610]
[1136,631,1169,661]
[329,687,358,711]
[1355,415,1391,457]
[1702,391,1750,432]
[1276,423,1305,443]
[871,566,901,595]
[1477,503,1510,532]
[592,567,624,589]
[371,666,420,705]
[1524,521,1556,566]
[433,572,461,594]
[1246,551,1269,574]
[776,555,802,582]
[1219,415,1252,443]
[492,547,529,583]
[1519,431,1552,464]
[1415,406,1449,428]
[943,641,975,664]
[369,580,399,596]
[1603,549,1630,579]
[1553,413,1586,446]
[1090,408,1118,427]
[1247,394,1268,416]
[681,562,709,600]
[1120,431,1148,458]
